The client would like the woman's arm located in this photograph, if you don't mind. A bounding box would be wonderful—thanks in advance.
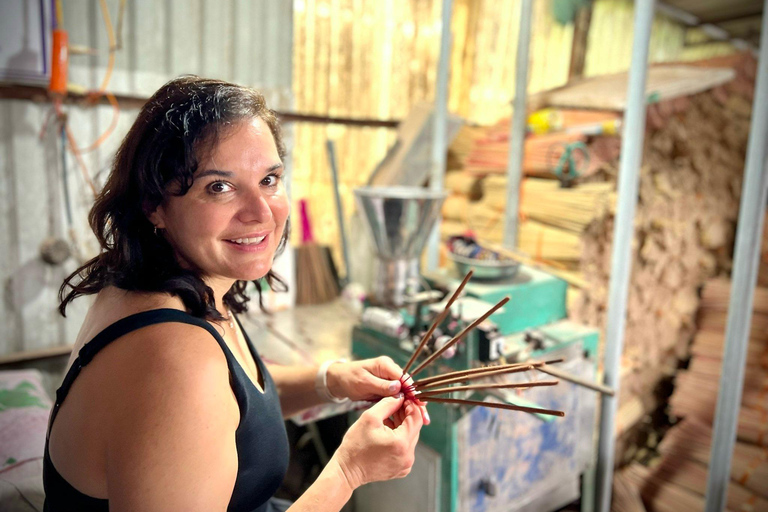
[99,326,423,512]
[268,356,404,417]
[103,324,240,512]
[288,396,424,511]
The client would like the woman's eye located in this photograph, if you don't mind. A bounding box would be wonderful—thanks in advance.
[207,181,233,194]
[261,173,281,187]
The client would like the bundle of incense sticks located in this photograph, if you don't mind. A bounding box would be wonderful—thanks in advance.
[398,270,566,418]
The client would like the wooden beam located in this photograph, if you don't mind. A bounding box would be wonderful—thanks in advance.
[568,3,593,81]
[0,84,400,128]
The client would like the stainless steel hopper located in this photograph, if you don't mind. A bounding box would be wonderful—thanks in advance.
[354,186,446,307]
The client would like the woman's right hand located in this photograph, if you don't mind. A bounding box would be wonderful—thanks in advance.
[332,395,424,490]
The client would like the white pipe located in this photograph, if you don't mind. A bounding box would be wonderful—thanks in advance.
[595,1,655,510]
[704,2,768,510]
[502,0,533,249]
[426,0,453,272]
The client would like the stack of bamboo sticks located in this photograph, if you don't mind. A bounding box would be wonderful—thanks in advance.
[461,176,615,266]
[454,109,620,178]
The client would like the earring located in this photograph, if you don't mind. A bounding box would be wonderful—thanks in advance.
[153,226,158,236]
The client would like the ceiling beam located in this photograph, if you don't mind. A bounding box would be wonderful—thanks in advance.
[657,1,759,53]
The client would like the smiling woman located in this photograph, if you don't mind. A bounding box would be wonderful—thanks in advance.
[45,77,426,512]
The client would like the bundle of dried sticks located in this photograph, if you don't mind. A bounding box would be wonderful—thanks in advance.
[397,270,566,418]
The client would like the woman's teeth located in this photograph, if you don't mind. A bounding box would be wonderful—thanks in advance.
[229,236,266,245]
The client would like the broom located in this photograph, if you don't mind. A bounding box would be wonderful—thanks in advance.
[295,199,340,305]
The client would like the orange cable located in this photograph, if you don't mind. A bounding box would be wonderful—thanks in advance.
[78,92,120,153]
[65,125,98,197]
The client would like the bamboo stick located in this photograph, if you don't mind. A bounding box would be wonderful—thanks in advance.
[416,379,559,397]
[410,296,510,377]
[420,396,565,417]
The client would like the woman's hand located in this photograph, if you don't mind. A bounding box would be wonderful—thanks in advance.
[326,357,430,424]
[332,395,424,490]
[326,356,402,401]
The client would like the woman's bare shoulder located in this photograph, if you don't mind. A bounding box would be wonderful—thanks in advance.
[92,315,239,509]
[50,288,239,506]
[71,288,235,415]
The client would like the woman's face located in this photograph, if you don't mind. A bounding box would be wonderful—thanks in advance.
[150,117,290,289]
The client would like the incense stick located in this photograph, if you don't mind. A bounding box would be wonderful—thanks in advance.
[414,358,564,388]
[402,270,473,374]
[410,296,510,377]
[536,364,615,396]
[415,365,535,391]
[419,396,565,417]
[413,362,531,387]
[416,379,559,397]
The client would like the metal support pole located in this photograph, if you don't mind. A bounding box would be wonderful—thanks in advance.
[502,0,533,249]
[326,140,351,286]
[595,1,655,510]
[426,0,453,272]
[705,4,768,510]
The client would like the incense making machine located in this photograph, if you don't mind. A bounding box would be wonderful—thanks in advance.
[350,187,601,512]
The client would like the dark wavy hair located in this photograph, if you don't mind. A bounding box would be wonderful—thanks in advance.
[59,76,289,321]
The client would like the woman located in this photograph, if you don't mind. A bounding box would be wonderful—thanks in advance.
[45,76,426,512]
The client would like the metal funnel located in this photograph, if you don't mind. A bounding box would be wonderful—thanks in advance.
[354,186,446,307]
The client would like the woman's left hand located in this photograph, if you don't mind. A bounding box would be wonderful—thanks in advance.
[326,356,402,401]
[326,356,431,425]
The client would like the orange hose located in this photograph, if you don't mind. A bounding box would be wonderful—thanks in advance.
[65,126,98,197]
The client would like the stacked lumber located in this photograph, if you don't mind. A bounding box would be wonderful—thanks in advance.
[624,277,768,511]
[571,86,751,372]
[761,211,768,288]
[669,279,768,447]
[612,468,647,512]
[621,419,768,512]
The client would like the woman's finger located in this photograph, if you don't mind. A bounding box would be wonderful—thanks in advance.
[420,404,431,426]
[373,356,404,380]
[396,401,424,441]
[365,374,401,397]
[365,395,405,421]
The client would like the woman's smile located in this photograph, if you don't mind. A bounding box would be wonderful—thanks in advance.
[224,232,271,252]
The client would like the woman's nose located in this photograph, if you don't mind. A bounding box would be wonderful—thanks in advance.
[238,188,273,224]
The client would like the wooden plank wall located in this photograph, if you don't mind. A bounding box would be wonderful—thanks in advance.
[584,0,737,77]
[0,0,293,356]
[291,0,738,272]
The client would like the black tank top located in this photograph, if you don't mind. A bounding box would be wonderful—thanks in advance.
[43,308,290,512]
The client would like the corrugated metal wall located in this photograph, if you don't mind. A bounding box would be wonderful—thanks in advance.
[0,0,294,356]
